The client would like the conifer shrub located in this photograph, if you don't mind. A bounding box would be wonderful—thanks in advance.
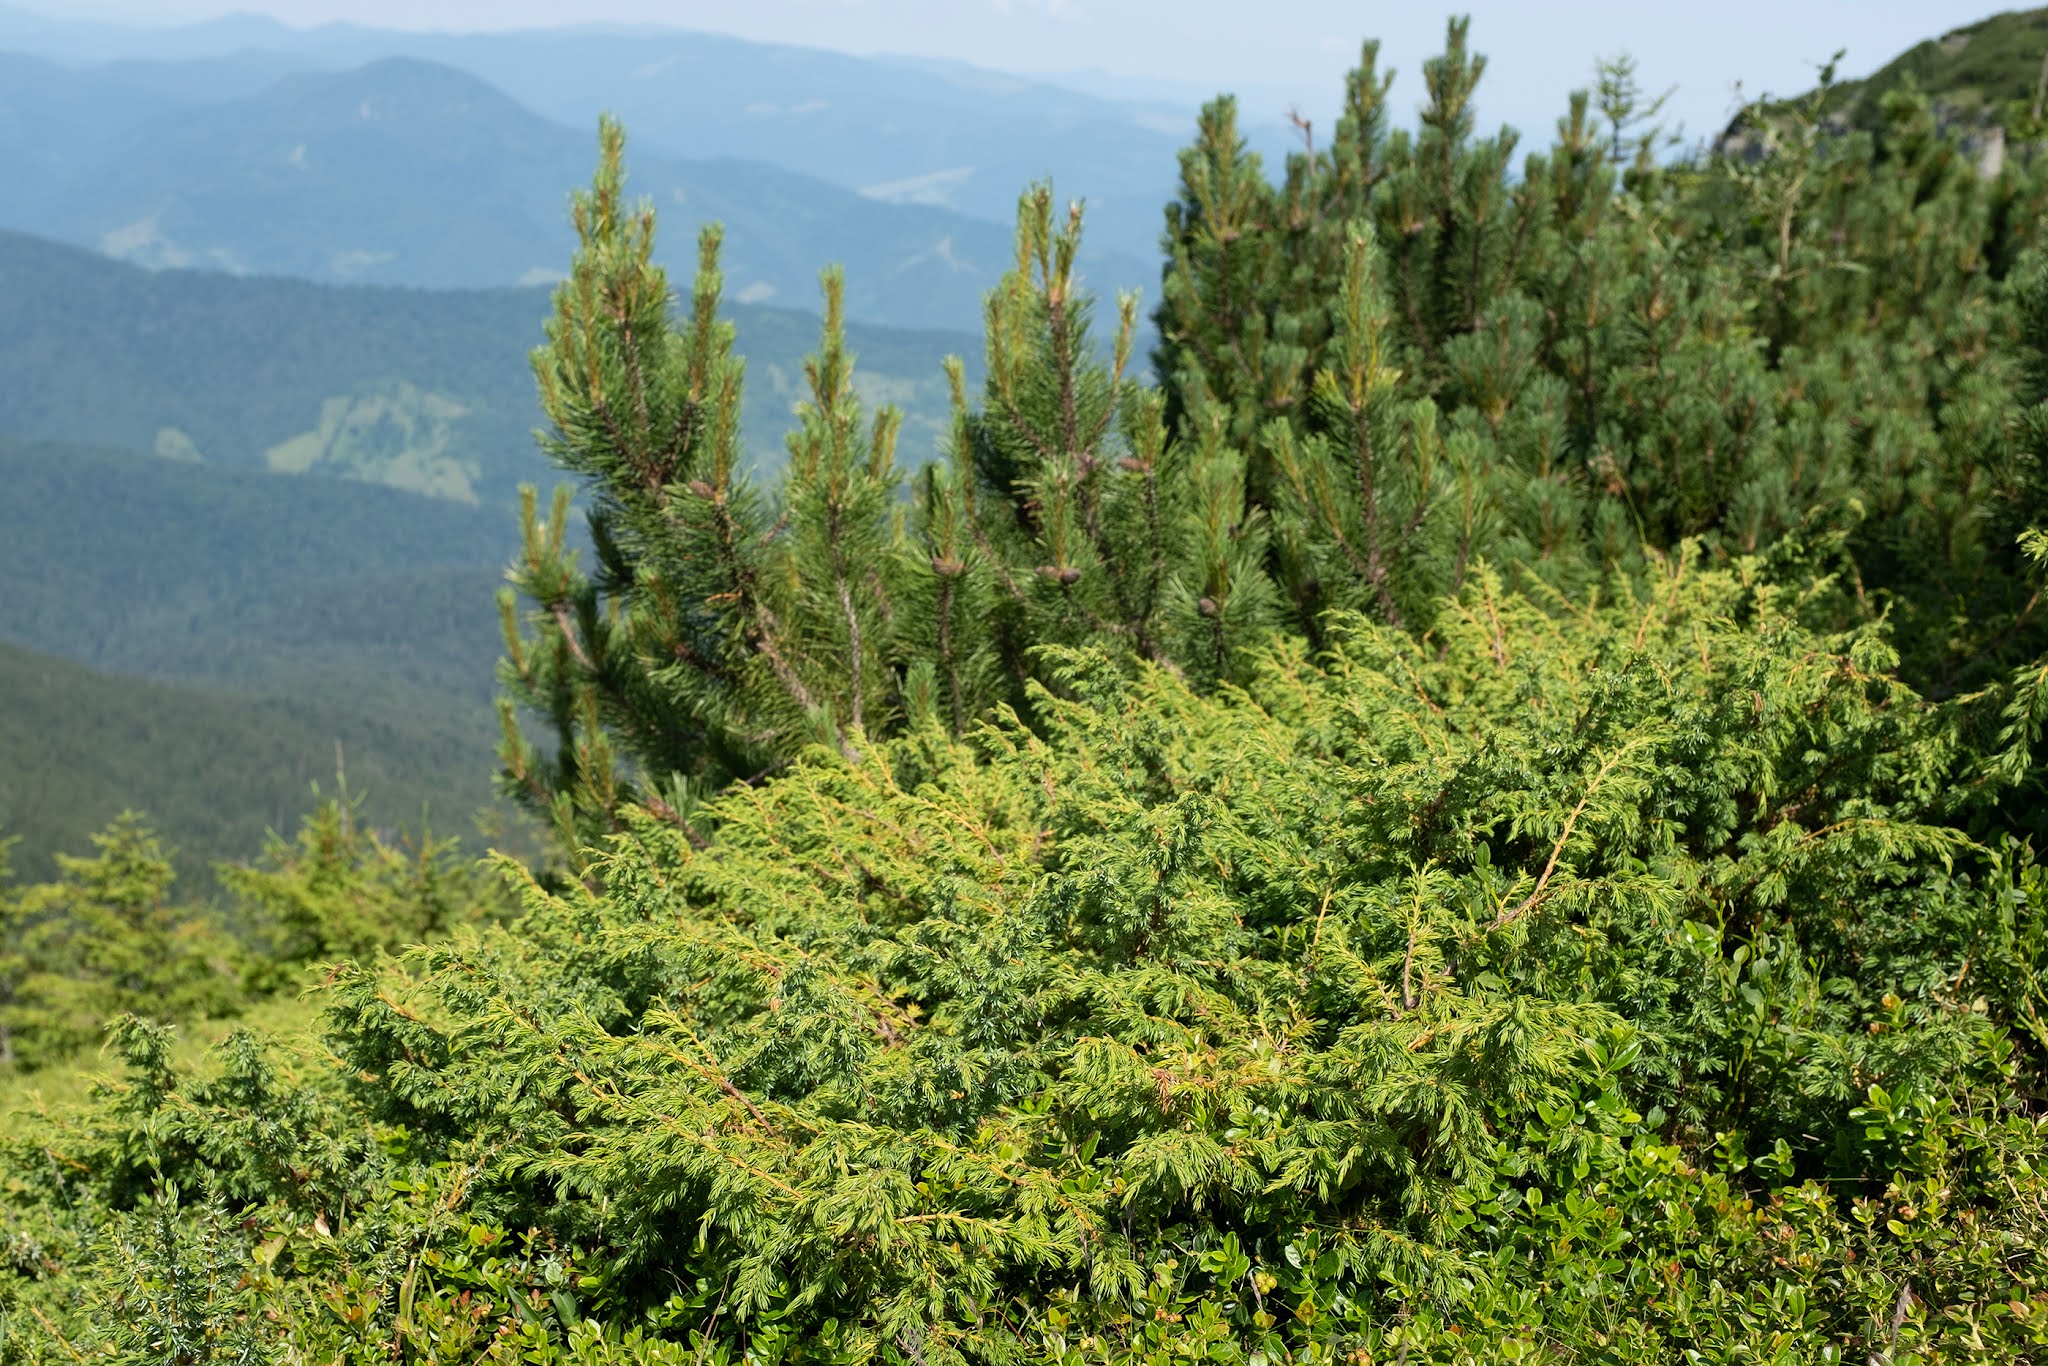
[9,555,2048,1360]
[498,29,2048,857]
[8,17,2048,1364]
[320,553,2048,1355]
[0,816,240,1072]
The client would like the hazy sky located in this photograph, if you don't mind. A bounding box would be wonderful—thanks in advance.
[24,1,2017,144]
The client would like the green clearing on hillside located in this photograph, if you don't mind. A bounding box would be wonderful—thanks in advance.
[0,229,978,504]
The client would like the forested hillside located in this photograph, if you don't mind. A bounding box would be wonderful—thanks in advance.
[0,440,513,882]
[1803,6,2048,133]
[5,12,2048,1364]
[0,229,977,498]
[0,437,513,693]
[0,637,497,889]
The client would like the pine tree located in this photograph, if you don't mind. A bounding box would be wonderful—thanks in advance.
[1265,222,1444,632]
[1151,18,2048,679]
[498,32,2048,864]
[0,815,238,1070]
[499,140,1282,856]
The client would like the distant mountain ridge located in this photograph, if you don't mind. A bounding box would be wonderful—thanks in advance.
[0,53,1156,329]
[0,4,1240,264]
[0,228,981,503]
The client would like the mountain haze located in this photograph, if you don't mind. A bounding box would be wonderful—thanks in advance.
[0,6,1224,264]
[0,54,1152,329]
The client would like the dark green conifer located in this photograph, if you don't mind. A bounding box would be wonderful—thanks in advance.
[499,150,1283,853]
[0,816,236,1069]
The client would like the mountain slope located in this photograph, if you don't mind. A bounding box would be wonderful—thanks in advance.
[0,4,306,62]
[0,635,501,890]
[0,439,531,887]
[0,11,1201,264]
[0,54,1149,328]
[0,438,512,706]
[1817,7,2048,131]
[0,229,979,500]
[0,51,175,203]
[347,30,1190,265]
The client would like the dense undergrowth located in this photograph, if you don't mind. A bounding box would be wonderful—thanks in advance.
[6,18,2048,1363]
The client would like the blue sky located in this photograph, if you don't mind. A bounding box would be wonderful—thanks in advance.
[31,1,2017,146]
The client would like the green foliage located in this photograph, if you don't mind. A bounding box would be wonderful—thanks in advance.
[84,1184,273,1366]
[505,26,2048,856]
[498,129,1277,852]
[0,818,238,1072]
[1155,21,2048,688]
[354,557,2009,1325]
[6,552,2048,1359]
[0,793,510,1079]
[12,16,2048,1365]
[219,786,507,989]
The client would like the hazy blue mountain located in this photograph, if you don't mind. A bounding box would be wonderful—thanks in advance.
[0,229,981,503]
[361,31,1194,265]
[0,6,1219,266]
[0,55,1143,329]
[0,4,317,62]
[0,51,171,204]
